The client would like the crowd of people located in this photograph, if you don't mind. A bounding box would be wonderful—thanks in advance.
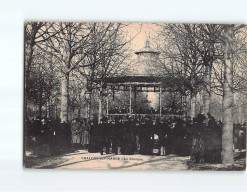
[108,106,185,115]
[25,113,246,163]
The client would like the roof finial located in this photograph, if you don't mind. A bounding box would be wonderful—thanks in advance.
[145,39,150,48]
[135,30,160,55]
[145,32,151,48]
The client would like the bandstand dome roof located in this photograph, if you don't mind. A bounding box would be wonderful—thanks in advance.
[134,39,160,55]
[125,39,161,77]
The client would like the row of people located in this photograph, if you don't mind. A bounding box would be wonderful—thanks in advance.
[89,116,190,155]
[70,118,90,150]
[25,114,246,159]
[88,114,226,157]
[108,106,185,115]
[25,118,71,155]
[26,116,190,156]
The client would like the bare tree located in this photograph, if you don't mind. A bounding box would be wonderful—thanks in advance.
[156,24,206,119]
[25,22,66,119]
[27,51,60,118]
[219,24,247,164]
[77,22,131,122]
[37,22,93,122]
[25,22,50,118]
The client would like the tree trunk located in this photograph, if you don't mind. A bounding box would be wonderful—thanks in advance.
[71,107,74,120]
[238,105,242,124]
[190,94,196,120]
[203,65,212,116]
[98,87,103,124]
[221,27,234,164]
[89,93,92,121]
[60,73,69,123]
[78,108,81,119]
[235,93,242,124]
[38,88,43,118]
[46,99,50,119]
[24,41,35,120]
[39,101,42,119]
[55,105,57,119]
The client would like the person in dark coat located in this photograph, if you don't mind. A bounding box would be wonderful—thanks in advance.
[134,120,141,153]
[49,119,60,155]
[120,123,128,155]
[165,120,175,155]
[100,117,111,155]
[133,119,141,153]
[88,121,98,153]
[33,117,41,137]
[59,120,71,151]
[81,118,90,149]
[156,119,166,156]
[97,119,104,152]
[161,120,170,154]
[110,120,117,154]
[71,119,82,150]
[52,119,61,153]
[150,120,160,156]
[39,118,52,145]
[33,118,53,157]
[190,114,207,163]
[237,128,246,151]
[172,118,187,156]
[139,120,146,154]
[140,119,152,155]
[115,118,124,154]
[121,118,135,155]
[46,118,57,155]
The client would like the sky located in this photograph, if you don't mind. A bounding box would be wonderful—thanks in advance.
[123,22,161,51]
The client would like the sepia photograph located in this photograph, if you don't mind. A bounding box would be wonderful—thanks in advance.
[23,22,246,170]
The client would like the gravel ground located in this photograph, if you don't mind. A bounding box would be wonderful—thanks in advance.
[24,149,246,171]
[55,151,190,170]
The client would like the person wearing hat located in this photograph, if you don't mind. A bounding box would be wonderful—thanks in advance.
[190,113,207,163]
[99,117,111,155]
[81,118,90,150]
[71,119,82,150]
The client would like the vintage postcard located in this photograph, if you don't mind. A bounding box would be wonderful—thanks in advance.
[24,22,246,170]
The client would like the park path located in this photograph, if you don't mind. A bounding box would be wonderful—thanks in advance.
[52,150,190,170]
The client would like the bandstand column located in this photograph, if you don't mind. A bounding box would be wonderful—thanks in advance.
[112,89,115,106]
[86,100,89,119]
[134,86,137,111]
[159,85,162,117]
[129,83,132,115]
[106,89,109,115]
[98,85,103,124]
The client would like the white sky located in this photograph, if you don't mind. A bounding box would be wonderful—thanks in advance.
[123,23,161,51]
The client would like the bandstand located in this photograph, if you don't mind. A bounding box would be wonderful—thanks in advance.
[102,39,186,121]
